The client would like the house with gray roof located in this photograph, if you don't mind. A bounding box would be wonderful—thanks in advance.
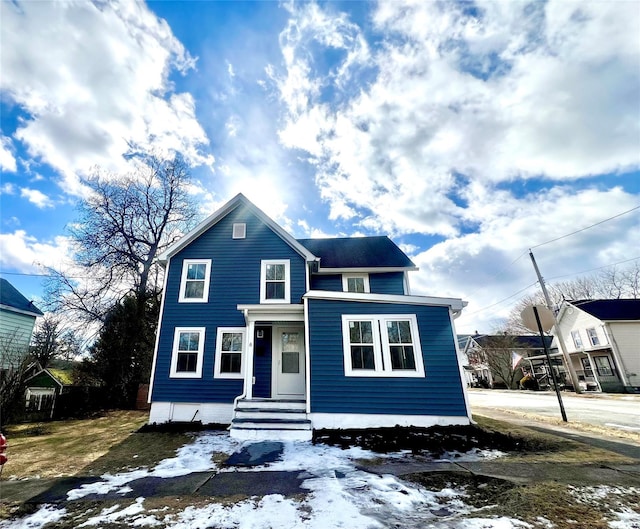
[148,194,470,439]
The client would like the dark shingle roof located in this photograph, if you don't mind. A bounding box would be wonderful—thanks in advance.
[473,335,553,349]
[0,278,43,316]
[297,236,416,269]
[572,299,640,321]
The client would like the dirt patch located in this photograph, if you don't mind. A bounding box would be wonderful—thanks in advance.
[313,423,562,456]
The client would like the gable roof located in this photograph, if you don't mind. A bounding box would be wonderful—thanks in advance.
[570,299,640,321]
[157,194,317,263]
[0,278,43,317]
[297,236,416,270]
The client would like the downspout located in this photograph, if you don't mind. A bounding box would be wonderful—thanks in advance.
[232,309,252,420]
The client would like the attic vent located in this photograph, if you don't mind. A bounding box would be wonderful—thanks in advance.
[232,223,246,239]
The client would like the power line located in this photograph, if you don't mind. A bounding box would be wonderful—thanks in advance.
[546,256,640,281]
[464,281,538,316]
[530,204,640,250]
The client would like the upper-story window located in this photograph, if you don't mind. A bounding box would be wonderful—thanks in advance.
[341,314,425,377]
[179,259,211,303]
[342,274,370,293]
[260,260,290,303]
[571,330,583,349]
[586,328,600,347]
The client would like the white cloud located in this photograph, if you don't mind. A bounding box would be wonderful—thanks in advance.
[271,1,640,237]
[410,187,640,332]
[20,187,54,208]
[1,0,213,195]
[1,182,16,195]
[0,230,71,273]
[0,135,17,172]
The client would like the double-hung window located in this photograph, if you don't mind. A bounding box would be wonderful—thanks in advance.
[179,259,211,302]
[586,328,600,347]
[214,327,245,379]
[342,314,424,377]
[342,274,370,293]
[571,330,583,349]
[170,327,205,378]
[260,260,290,303]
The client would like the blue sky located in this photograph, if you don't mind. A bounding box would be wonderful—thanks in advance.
[1,0,639,333]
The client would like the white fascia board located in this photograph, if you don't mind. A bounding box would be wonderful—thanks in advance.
[0,304,42,318]
[237,304,305,323]
[158,194,318,263]
[303,290,467,311]
[316,266,418,273]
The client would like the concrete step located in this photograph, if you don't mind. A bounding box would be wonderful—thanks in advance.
[229,426,312,441]
[236,399,305,411]
[234,409,308,420]
[231,418,312,430]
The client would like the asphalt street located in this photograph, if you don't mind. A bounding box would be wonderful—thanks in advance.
[467,388,640,433]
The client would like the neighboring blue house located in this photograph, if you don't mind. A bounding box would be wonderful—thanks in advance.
[148,194,470,439]
[0,278,43,372]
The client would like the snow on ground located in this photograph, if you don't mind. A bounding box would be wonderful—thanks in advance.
[1,432,638,529]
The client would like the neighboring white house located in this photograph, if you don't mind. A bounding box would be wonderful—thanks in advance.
[0,278,43,373]
[554,299,640,393]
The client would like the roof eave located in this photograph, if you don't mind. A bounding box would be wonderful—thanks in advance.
[316,266,418,274]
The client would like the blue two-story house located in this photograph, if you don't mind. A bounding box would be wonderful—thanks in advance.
[148,194,471,440]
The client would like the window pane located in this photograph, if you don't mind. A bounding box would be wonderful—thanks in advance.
[178,332,200,351]
[398,321,412,342]
[282,351,300,373]
[177,352,197,372]
[187,263,206,280]
[184,280,204,299]
[351,346,375,370]
[387,321,399,343]
[222,332,243,352]
[349,321,373,344]
[266,282,285,299]
[266,264,285,281]
[221,352,242,373]
[347,277,364,293]
[390,346,416,370]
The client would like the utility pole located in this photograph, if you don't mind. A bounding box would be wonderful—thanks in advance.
[529,249,583,394]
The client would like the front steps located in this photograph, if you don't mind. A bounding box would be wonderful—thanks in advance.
[230,399,312,441]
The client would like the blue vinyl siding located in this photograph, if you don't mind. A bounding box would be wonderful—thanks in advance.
[369,273,405,295]
[253,326,272,398]
[151,204,306,403]
[309,274,342,291]
[307,298,467,417]
[310,272,405,294]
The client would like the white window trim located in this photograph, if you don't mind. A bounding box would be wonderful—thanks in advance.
[571,330,583,349]
[170,327,205,378]
[232,223,246,239]
[586,327,600,347]
[178,259,212,303]
[341,314,425,378]
[214,327,246,379]
[342,273,370,293]
[260,259,291,304]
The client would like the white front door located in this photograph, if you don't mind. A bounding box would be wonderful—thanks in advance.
[273,326,306,398]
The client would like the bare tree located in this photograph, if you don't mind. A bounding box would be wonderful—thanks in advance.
[477,335,524,389]
[31,314,83,367]
[45,155,199,323]
[503,260,640,334]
